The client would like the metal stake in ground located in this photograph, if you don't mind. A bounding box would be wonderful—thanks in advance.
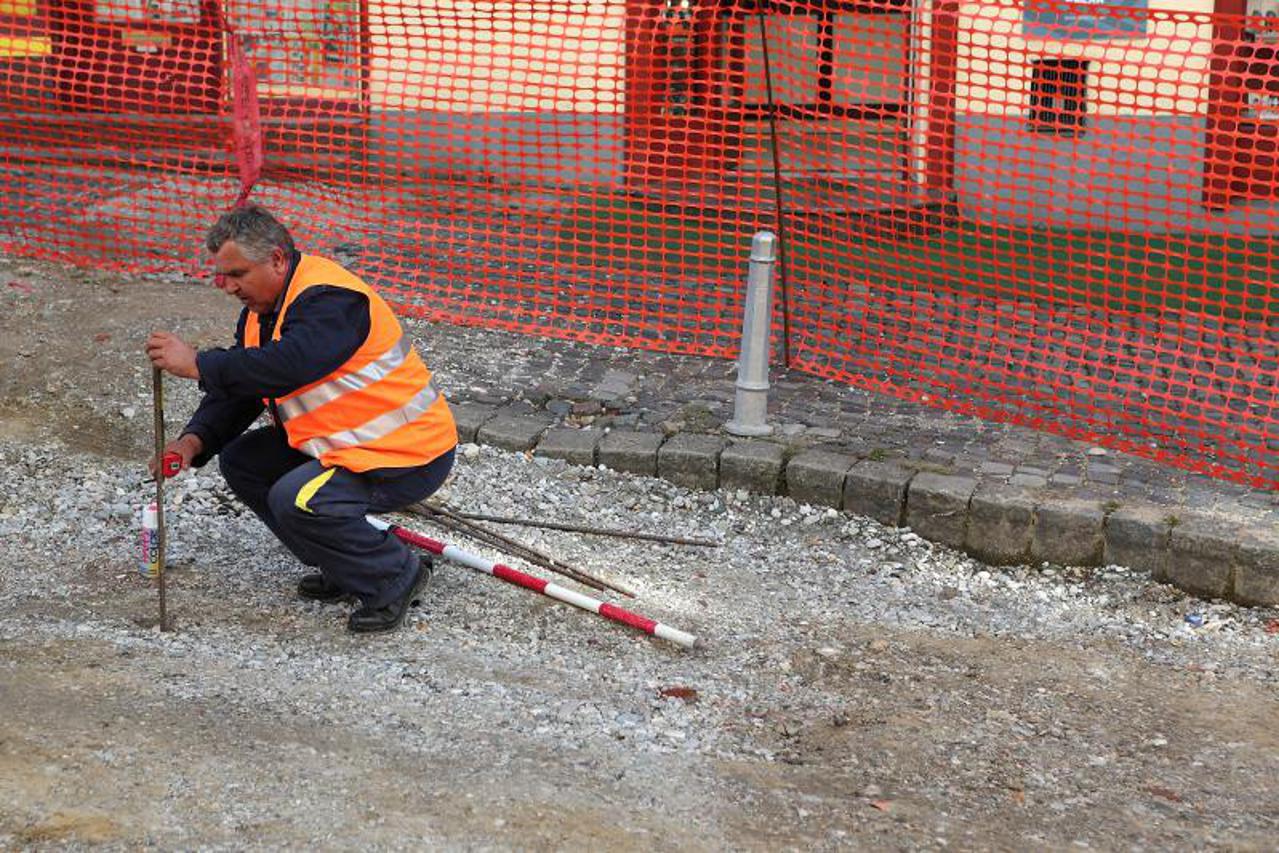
[151,366,170,632]
[369,516,699,649]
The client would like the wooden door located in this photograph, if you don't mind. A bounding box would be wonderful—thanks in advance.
[1204,0,1279,206]
[720,0,914,188]
[624,0,740,184]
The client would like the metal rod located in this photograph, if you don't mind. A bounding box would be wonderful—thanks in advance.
[151,366,169,632]
[418,508,608,595]
[756,8,792,368]
[442,508,722,548]
[410,503,638,598]
[370,516,699,649]
[431,512,637,600]
[430,506,637,598]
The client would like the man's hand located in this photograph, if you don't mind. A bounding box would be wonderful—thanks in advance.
[146,331,200,380]
[148,433,204,478]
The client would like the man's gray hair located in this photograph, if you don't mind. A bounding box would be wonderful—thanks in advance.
[205,204,295,262]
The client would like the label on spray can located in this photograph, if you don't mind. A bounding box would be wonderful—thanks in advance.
[140,501,160,578]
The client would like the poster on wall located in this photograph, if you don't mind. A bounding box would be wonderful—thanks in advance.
[1245,0,1279,40]
[1024,0,1148,40]
[1244,0,1279,119]
[226,0,361,93]
[94,0,202,25]
[1244,92,1279,119]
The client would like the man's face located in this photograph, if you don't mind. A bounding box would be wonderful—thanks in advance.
[212,240,289,314]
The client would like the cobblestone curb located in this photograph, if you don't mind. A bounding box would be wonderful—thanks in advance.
[965,484,1035,566]
[785,450,857,508]
[844,460,914,527]
[658,433,727,491]
[1103,505,1174,580]
[533,427,601,466]
[720,441,785,494]
[1235,524,1279,605]
[597,430,664,477]
[906,473,978,550]
[477,414,553,452]
[1032,498,1106,568]
[449,397,1279,607]
[1167,513,1240,600]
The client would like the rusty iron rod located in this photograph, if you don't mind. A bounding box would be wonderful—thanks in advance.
[419,508,630,598]
[411,502,637,598]
[418,509,606,592]
[151,366,170,632]
[417,504,634,598]
[444,508,721,548]
[756,9,792,368]
[371,516,698,648]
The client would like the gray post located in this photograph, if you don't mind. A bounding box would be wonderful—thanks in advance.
[726,231,777,437]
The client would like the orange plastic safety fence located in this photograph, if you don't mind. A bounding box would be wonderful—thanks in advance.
[0,0,1275,487]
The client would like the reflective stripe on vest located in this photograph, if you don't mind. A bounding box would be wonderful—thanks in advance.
[277,337,414,423]
[298,378,441,458]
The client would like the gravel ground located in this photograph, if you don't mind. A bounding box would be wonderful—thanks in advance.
[1,256,1278,849]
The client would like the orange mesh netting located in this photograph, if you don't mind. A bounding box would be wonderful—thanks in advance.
[0,0,1276,486]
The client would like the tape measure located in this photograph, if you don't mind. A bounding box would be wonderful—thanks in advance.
[160,451,182,478]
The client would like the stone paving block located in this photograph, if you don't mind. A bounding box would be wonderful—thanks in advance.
[1032,498,1105,566]
[1088,464,1122,485]
[496,400,538,416]
[844,460,914,527]
[1166,511,1235,599]
[921,448,955,466]
[658,433,727,490]
[592,369,636,402]
[534,427,600,467]
[965,484,1035,566]
[785,450,858,508]
[451,402,498,444]
[905,473,977,550]
[1234,523,1279,606]
[477,414,552,452]
[720,441,786,494]
[598,430,664,477]
[1104,504,1174,579]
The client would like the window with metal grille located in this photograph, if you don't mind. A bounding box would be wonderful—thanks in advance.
[1028,58,1089,136]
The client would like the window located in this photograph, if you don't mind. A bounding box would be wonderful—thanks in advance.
[1028,58,1089,136]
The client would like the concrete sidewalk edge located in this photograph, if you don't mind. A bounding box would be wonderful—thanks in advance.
[454,403,1279,607]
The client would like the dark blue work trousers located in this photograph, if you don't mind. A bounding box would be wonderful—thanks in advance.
[218,426,454,608]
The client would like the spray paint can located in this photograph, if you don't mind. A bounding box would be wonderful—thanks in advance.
[140,501,160,578]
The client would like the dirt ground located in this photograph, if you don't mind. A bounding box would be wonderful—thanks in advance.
[5,625,1276,850]
[1,257,1277,850]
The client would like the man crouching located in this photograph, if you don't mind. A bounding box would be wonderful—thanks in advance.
[146,204,456,633]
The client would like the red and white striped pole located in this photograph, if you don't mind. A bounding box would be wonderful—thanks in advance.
[368,516,700,649]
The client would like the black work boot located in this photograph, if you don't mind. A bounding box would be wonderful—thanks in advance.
[297,573,348,603]
[347,557,433,634]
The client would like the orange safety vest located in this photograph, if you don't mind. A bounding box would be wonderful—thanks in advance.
[243,255,456,472]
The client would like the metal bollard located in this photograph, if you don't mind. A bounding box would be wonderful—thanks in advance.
[726,231,777,437]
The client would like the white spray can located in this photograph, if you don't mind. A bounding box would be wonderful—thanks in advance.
[140,501,160,578]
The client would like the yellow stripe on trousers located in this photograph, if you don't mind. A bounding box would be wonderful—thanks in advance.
[295,467,337,514]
